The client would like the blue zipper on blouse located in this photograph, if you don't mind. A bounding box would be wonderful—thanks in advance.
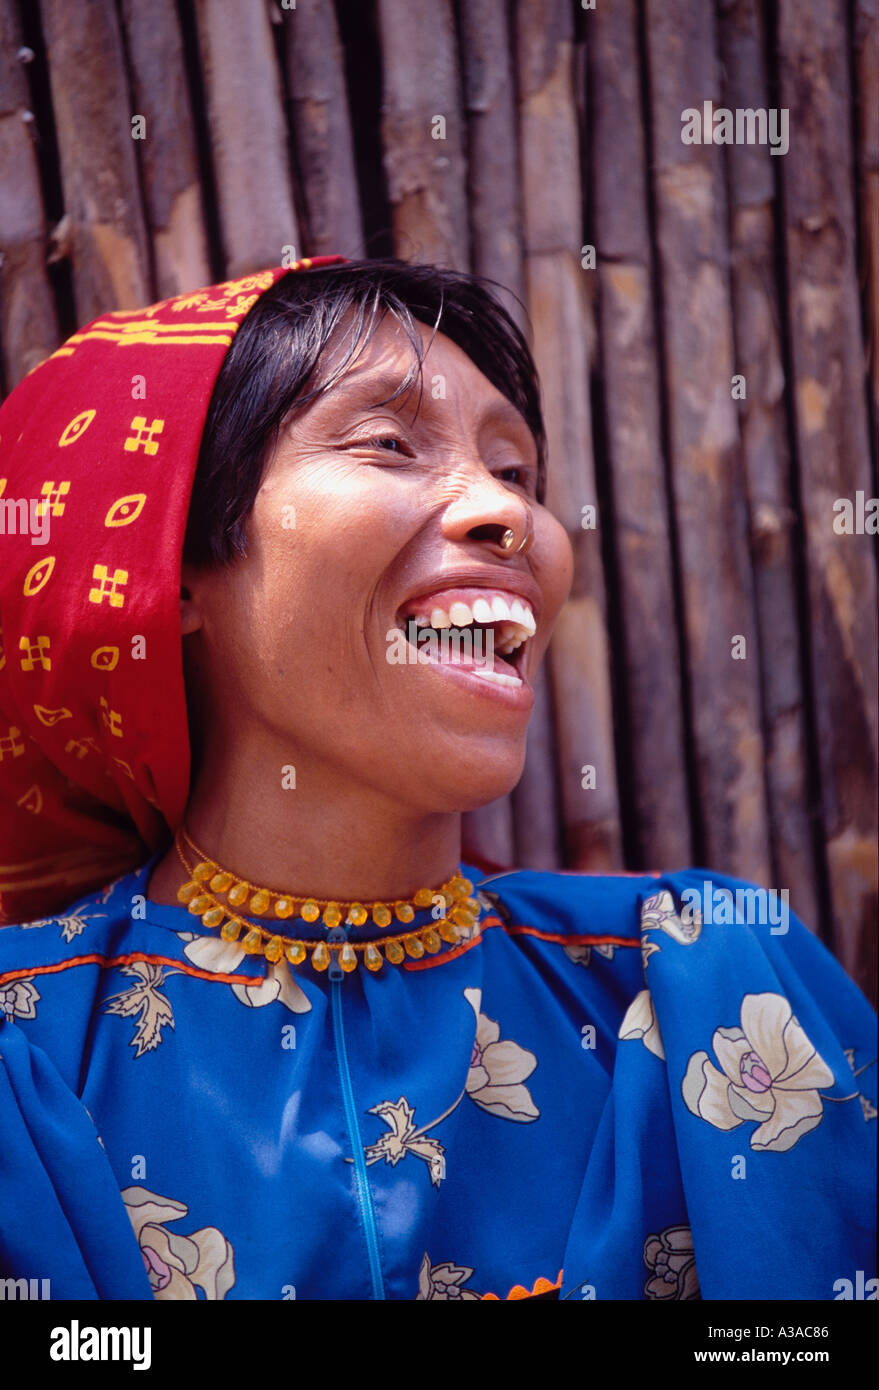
[330,972,386,1300]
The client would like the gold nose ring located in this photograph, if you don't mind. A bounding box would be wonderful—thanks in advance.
[500,509,534,556]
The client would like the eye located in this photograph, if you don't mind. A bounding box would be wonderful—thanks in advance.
[498,464,537,491]
[350,434,414,457]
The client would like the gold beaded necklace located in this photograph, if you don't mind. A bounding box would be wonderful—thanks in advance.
[173,828,482,978]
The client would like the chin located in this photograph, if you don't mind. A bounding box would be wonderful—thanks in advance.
[417,747,528,814]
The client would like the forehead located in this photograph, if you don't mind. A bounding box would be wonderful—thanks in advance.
[310,312,529,431]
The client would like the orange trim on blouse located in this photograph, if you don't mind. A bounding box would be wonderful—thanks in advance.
[403,914,639,971]
[1,914,640,986]
[0,951,255,989]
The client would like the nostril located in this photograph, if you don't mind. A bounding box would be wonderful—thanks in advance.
[468,523,509,545]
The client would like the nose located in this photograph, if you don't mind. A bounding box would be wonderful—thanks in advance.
[440,473,534,559]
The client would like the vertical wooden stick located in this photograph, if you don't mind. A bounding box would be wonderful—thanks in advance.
[283,0,364,258]
[587,0,693,871]
[458,0,526,329]
[854,0,879,451]
[193,0,299,275]
[39,0,151,319]
[457,0,528,865]
[376,0,469,269]
[718,0,821,932]
[118,0,211,298]
[0,0,59,387]
[643,1,772,884]
[516,0,622,871]
[777,0,878,995]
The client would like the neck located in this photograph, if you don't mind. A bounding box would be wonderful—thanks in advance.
[149,743,463,907]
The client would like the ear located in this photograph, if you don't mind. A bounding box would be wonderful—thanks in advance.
[180,562,204,636]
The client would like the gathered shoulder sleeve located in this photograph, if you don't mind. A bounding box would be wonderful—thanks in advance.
[556,868,877,1300]
[0,1016,153,1299]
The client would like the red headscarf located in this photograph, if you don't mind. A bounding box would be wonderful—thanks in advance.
[0,258,345,924]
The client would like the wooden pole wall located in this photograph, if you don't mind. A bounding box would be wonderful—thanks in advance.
[777,0,878,989]
[0,0,58,388]
[718,0,821,932]
[0,0,875,996]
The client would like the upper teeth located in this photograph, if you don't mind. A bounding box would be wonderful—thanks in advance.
[406,592,536,654]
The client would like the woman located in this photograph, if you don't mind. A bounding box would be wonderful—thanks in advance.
[0,258,874,1301]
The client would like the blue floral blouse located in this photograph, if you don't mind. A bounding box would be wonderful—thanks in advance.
[0,857,875,1301]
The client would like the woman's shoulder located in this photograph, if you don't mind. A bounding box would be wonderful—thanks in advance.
[0,862,148,958]
[470,859,875,1019]
[0,861,156,1042]
[468,861,665,941]
[468,859,795,946]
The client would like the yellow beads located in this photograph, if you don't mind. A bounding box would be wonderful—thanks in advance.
[174,834,484,980]
[451,905,477,928]
[180,912,477,976]
[448,875,473,898]
[364,943,383,972]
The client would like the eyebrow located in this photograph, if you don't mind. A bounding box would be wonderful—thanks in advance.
[320,365,535,441]
[322,368,423,410]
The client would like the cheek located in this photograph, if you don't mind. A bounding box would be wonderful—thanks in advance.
[536,513,574,619]
[242,486,386,663]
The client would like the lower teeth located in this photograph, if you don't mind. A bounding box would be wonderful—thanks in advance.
[471,667,523,688]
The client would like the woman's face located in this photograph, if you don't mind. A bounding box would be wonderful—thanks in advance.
[182,314,573,814]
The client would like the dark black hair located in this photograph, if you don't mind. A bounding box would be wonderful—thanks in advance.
[183,258,546,568]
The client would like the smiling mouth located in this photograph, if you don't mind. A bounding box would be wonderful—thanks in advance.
[395,588,536,688]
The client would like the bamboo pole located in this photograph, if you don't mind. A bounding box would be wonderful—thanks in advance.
[587,0,693,871]
[717,0,821,932]
[854,0,879,452]
[777,0,879,996]
[516,0,622,871]
[457,0,526,330]
[457,0,528,866]
[38,0,151,320]
[0,0,59,387]
[643,1,772,884]
[376,0,469,270]
[375,0,507,860]
[511,663,562,869]
[193,0,298,275]
[283,0,364,259]
[118,0,211,298]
